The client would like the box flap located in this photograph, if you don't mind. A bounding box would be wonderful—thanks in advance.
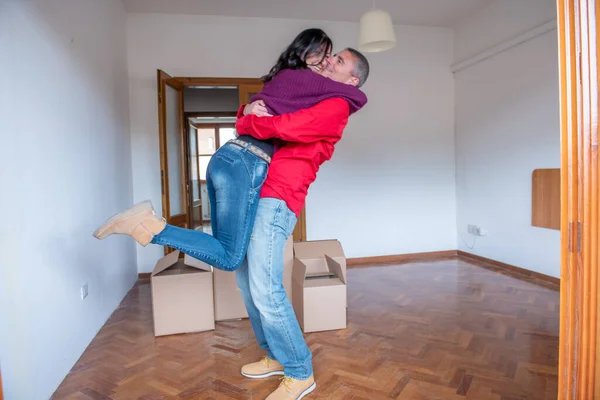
[325,255,346,284]
[151,250,181,277]
[183,254,212,272]
[292,258,308,285]
[293,240,345,261]
[156,263,204,276]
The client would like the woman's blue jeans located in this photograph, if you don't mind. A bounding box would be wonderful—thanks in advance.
[150,142,268,271]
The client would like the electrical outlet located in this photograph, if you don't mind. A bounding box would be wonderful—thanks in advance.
[468,224,487,236]
[81,283,88,300]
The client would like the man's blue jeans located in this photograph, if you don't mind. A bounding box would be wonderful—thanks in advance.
[236,197,313,380]
[150,142,268,271]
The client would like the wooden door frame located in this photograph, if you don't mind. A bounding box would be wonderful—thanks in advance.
[156,70,188,245]
[557,0,599,398]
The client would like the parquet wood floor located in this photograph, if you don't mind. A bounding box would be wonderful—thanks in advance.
[52,257,559,399]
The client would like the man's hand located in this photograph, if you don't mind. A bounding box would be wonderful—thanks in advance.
[243,100,272,117]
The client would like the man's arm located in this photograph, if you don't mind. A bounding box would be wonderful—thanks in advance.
[236,98,350,144]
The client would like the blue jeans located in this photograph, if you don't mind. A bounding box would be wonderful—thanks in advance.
[151,142,268,271]
[236,198,313,380]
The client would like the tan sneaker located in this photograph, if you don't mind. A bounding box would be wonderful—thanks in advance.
[266,375,316,399]
[241,356,284,379]
[92,200,166,246]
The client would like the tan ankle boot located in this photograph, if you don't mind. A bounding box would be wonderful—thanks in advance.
[266,375,316,399]
[93,200,166,246]
[241,356,284,379]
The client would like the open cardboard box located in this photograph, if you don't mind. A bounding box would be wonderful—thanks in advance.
[293,239,347,307]
[293,240,346,282]
[151,250,215,336]
[212,235,294,321]
[292,255,347,333]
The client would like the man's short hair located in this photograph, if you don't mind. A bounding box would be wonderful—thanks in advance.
[344,47,370,88]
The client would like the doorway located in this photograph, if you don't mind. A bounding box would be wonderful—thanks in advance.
[156,74,307,255]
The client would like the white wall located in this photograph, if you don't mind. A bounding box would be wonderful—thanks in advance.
[0,1,136,398]
[453,0,557,63]
[127,14,457,272]
[454,0,561,277]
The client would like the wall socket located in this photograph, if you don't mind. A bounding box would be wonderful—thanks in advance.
[81,283,89,300]
[467,224,487,236]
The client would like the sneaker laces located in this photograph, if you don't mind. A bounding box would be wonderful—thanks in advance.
[260,356,271,367]
[280,376,296,392]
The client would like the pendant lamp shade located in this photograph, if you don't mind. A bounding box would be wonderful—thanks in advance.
[358,9,396,52]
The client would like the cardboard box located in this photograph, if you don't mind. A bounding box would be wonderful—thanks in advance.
[151,251,215,336]
[283,235,294,300]
[212,235,295,321]
[213,268,248,321]
[292,255,347,333]
[292,240,347,282]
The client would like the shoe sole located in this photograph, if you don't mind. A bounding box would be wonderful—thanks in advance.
[93,200,153,239]
[240,370,284,379]
[297,382,316,399]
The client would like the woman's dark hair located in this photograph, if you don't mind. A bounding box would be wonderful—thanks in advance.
[261,28,332,83]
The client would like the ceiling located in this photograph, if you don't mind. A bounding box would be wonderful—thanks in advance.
[123,0,494,27]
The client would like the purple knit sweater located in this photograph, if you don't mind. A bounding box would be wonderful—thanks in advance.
[250,68,368,116]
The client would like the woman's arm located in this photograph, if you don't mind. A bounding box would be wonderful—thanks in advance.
[236,98,349,144]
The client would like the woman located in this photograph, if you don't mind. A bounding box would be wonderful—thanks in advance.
[93,28,367,271]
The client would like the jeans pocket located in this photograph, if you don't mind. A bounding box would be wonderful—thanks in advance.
[273,202,297,236]
[251,159,269,190]
[287,212,298,236]
[215,152,237,165]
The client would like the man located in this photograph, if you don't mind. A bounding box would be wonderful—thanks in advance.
[234,48,369,400]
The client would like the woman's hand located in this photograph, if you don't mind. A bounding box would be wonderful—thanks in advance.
[243,100,272,117]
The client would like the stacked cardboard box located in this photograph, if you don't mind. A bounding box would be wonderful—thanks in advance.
[151,250,215,337]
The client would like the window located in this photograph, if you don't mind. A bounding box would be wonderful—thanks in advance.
[194,124,236,182]
[219,127,236,145]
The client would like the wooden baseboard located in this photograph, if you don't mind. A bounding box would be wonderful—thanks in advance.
[138,251,457,277]
[138,251,559,288]
[347,250,458,268]
[457,251,560,286]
